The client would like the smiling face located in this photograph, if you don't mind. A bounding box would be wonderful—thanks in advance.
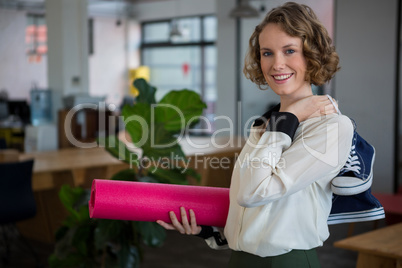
[259,23,311,99]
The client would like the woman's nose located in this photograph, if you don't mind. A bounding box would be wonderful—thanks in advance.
[273,55,285,70]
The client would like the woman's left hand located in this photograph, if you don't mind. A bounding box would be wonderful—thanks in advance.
[156,207,202,235]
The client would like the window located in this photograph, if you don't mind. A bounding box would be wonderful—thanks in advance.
[141,15,217,134]
[26,14,47,63]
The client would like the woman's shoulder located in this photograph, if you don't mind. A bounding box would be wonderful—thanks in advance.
[299,113,354,137]
[323,113,354,137]
[328,113,353,124]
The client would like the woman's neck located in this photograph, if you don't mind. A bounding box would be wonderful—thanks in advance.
[279,85,313,110]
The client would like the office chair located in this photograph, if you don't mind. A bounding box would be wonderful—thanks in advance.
[0,138,6,149]
[0,159,42,267]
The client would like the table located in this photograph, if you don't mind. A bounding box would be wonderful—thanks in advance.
[20,147,129,191]
[0,149,19,162]
[20,135,245,190]
[334,223,402,268]
[17,135,245,243]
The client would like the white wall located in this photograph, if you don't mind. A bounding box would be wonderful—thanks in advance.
[334,0,398,193]
[0,9,48,99]
[89,18,139,106]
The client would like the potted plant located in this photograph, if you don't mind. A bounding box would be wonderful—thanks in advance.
[49,78,207,267]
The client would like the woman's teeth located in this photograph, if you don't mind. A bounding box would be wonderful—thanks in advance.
[273,74,292,80]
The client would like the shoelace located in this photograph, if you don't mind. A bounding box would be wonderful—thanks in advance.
[342,145,361,174]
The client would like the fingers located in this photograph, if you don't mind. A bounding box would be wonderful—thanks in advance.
[180,207,201,235]
[156,220,176,230]
[156,207,201,235]
[170,210,186,234]
[321,103,337,115]
[189,209,202,235]
[314,95,332,106]
[294,95,337,120]
[180,207,192,234]
[308,95,336,115]
[319,97,338,115]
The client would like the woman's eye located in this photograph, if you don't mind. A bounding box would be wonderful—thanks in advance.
[285,49,295,54]
[262,51,272,57]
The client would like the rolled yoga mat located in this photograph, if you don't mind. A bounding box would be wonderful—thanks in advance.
[89,179,230,227]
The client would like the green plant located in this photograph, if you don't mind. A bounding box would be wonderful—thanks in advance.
[49,78,207,267]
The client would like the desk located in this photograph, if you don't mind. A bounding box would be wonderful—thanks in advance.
[17,136,245,243]
[334,223,402,268]
[0,149,19,162]
[20,135,245,190]
[20,147,129,191]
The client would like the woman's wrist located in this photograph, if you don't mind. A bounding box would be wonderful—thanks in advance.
[266,111,299,140]
[195,225,214,239]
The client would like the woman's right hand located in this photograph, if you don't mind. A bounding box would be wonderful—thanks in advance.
[281,95,337,122]
[156,207,202,235]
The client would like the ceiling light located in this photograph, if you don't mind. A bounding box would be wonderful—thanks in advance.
[169,20,182,38]
[229,0,259,18]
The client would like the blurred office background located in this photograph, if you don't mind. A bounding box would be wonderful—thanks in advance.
[0,1,401,266]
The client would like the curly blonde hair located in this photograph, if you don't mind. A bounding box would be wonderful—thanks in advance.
[243,2,340,89]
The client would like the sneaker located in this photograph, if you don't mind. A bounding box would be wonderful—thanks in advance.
[331,131,375,196]
[328,189,385,224]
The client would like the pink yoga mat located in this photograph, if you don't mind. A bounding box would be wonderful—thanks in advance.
[89,179,230,227]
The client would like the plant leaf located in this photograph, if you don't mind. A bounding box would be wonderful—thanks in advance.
[98,135,139,166]
[148,167,189,185]
[72,224,92,255]
[142,123,186,161]
[94,219,125,251]
[135,222,166,247]
[54,225,69,242]
[133,78,156,104]
[116,244,140,268]
[109,168,137,181]
[122,102,186,165]
[59,185,85,222]
[156,89,207,132]
[122,102,151,148]
[48,252,86,268]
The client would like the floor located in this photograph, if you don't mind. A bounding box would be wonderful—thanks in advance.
[1,220,386,268]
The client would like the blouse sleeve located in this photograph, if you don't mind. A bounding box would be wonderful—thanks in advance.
[236,112,354,208]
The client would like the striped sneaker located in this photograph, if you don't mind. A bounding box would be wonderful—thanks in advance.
[331,131,375,196]
[328,189,385,225]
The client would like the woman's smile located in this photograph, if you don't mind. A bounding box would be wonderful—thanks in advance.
[272,73,294,83]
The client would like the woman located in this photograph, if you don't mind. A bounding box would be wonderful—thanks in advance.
[158,2,353,267]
